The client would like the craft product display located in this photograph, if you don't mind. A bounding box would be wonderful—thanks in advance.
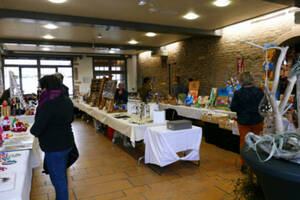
[99,80,117,113]
[215,88,229,108]
[88,78,106,107]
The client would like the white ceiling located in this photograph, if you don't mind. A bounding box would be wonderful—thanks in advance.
[0,0,289,54]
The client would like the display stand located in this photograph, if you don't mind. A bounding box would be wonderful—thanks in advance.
[99,80,117,113]
[88,78,106,107]
[188,81,200,104]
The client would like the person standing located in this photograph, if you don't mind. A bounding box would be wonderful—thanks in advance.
[171,76,187,98]
[115,82,128,105]
[138,77,152,102]
[31,75,76,200]
[230,71,264,173]
[55,72,69,97]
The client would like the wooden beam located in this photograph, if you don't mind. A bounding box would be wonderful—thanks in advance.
[0,9,219,36]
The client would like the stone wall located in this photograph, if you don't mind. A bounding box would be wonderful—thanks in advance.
[137,8,298,96]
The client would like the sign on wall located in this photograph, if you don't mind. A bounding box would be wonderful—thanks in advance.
[237,58,244,75]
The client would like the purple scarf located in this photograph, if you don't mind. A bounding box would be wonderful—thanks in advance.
[37,89,63,112]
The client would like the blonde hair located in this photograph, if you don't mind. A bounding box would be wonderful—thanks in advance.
[239,71,254,86]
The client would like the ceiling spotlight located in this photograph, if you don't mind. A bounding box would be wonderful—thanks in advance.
[43,24,58,30]
[145,32,157,37]
[138,0,147,6]
[48,0,67,3]
[183,12,199,20]
[42,47,51,51]
[43,34,55,40]
[213,0,231,7]
[111,48,121,51]
[128,40,138,45]
[97,34,103,39]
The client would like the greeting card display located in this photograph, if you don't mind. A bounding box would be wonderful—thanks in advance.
[215,88,229,108]
[207,88,218,108]
[188,81,200,104]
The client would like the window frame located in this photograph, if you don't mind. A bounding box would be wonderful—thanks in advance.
[2,56,74,95]
[92,56,127,89]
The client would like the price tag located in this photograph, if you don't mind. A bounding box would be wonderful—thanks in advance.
[207,115,212,121]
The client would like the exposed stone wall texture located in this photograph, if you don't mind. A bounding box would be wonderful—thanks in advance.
[137,10,299,96]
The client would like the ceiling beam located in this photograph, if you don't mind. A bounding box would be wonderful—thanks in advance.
[0,38,158,51]
[0,9,219,36]
[263,0,300,7]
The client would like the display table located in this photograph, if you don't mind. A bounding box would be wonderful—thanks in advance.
[242,145,300,200]
[73,101,165,147]
[9,115,35,124]
[144,126,202,167]
[159,103,236,120]
[0,150,39,200]
[1,126,35,152]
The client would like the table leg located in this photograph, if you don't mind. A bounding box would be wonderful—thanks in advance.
[138,156,144,166]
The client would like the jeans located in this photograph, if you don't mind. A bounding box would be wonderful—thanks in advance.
[45,148,71,200]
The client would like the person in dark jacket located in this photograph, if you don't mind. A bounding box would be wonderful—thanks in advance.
[55,72,69,97]
[31,75,75,200]
[230,71,264,172]
[138,77,152,102]
[114,82,128,105]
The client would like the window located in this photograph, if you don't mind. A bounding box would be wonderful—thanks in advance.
[40,68,57,77]
[40,60,71,66]
[4,67,20,90]
[58,67,73,95]
[93,58,126,87]
[21,68,38,94]
[2,57,73,95]
[4,59,37,65]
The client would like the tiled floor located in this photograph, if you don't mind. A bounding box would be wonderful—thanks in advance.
[30,119,244,200]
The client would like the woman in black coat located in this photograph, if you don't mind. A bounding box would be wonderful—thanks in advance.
[31,75,75,200]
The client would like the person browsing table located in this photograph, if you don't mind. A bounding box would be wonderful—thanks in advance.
[30,75,76,200]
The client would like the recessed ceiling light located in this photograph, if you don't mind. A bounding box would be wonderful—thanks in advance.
[111,48,121,51]
[145,32,157,37]
[128,40,138,45]
[42,47,51,51]
[138,0,147,6]
[213,0,231,7]
[43,34,55,40]
[48,0,67,3]
[43,24,58,30]
[183,12,199,20]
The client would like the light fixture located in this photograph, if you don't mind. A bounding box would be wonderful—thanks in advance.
[42,47,51,51]
[111,48,121,51]
[48,0,67,3]
[183,12,199,20]
[138,0,147,6]
[97,34,103,39]
[145,32,157,37]
[213,0,231,7]
[109,50,116,54]
[128,40,138,45]
[43,34,55,40]
[43,24,58,30]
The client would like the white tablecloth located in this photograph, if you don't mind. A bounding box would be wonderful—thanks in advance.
[73,101,165,146]
[144,126,202,167]
[0,150,38,200]
[9,115,35,124]
[159,104,236,119]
